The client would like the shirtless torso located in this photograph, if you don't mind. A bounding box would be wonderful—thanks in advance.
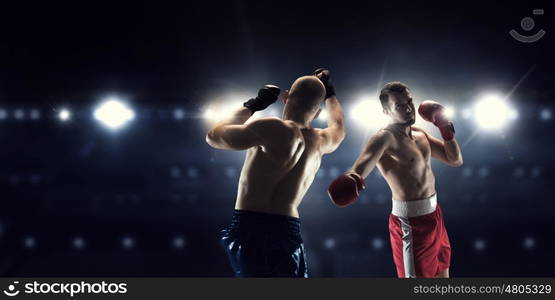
[376,125,436,201]
[235,118,332,217]
[343,85,463,278]
[207,92,345,217]
[206,75,344,277]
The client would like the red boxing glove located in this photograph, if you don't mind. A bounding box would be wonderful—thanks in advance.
[327,173,366,207]
[418,100,455,141]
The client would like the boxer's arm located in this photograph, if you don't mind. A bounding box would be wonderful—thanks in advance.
[319,95,346,154]
[348,130,392,178]
[420,128,463,167]
[443,138,463,166]
[206,107,267,150]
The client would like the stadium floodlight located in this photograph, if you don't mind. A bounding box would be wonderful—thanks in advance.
[94,98,135,129]
[474,94,513,130]
[59,109,71,121]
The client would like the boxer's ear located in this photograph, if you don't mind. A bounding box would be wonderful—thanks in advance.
[283,90,289,104]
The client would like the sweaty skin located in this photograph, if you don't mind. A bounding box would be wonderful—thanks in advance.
[235,118,327,217]
[207,77,345,218]
[348,90,463,201]
[364,126,435,201]
[347,89,462,278]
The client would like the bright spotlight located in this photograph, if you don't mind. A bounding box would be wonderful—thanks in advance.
[317,109,328,122]
[203,108,217,120]
[204,93,279,123]
[444,106,455,119]
[94,99,135,129]
[461,108,472,119]
[474,94,512,130]
[261,107,279,118]
[203,100,242,123]
[59,109,71,121]
[350,96,388,129]
[508,109,519,120]
[249,106,280,121]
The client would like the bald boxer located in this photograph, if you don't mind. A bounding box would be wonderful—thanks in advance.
[206,69,345,277]
[328,82,463,278]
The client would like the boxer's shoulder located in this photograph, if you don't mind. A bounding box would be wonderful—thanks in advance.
[249,116,284,126]
[244,117,301,147]
[375,128,402,154]
[410,127,433,144]
[411,126,429,137]
[252,117,307,144]
[248,117,290,133]
[411,126,424,133]
[373,128,395,144]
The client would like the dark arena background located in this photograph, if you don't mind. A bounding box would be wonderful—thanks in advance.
[1,1,553,277]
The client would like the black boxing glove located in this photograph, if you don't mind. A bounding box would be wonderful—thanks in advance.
[243,85,280,113]
[313,68,336,99]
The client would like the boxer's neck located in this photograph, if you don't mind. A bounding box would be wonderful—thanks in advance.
[388,122,413,139]
[283,111,311,127]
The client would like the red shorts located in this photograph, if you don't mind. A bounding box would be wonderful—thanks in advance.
[389,197,451,278]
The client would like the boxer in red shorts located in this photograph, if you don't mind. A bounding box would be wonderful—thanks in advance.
[328,82,463,278]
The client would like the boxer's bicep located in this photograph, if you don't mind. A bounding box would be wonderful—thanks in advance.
[350,131,391,178]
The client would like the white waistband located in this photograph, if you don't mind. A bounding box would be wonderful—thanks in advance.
[391,194,437,218]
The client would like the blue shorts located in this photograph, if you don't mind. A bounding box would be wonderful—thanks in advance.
[220,209,308,277]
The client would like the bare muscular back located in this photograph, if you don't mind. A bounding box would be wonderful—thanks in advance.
[377,126,436,201]
[235,119,326,217]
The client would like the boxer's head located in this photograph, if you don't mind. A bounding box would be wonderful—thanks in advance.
[283,76,326,123]
[379,82,415,125]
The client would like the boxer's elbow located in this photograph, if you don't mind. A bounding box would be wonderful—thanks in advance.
[334,120,347,140]
[206,128,225,149]
[333,130,346,148]
[338,127,346,142]
[205,133,217,148]
[449,157,463,167]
